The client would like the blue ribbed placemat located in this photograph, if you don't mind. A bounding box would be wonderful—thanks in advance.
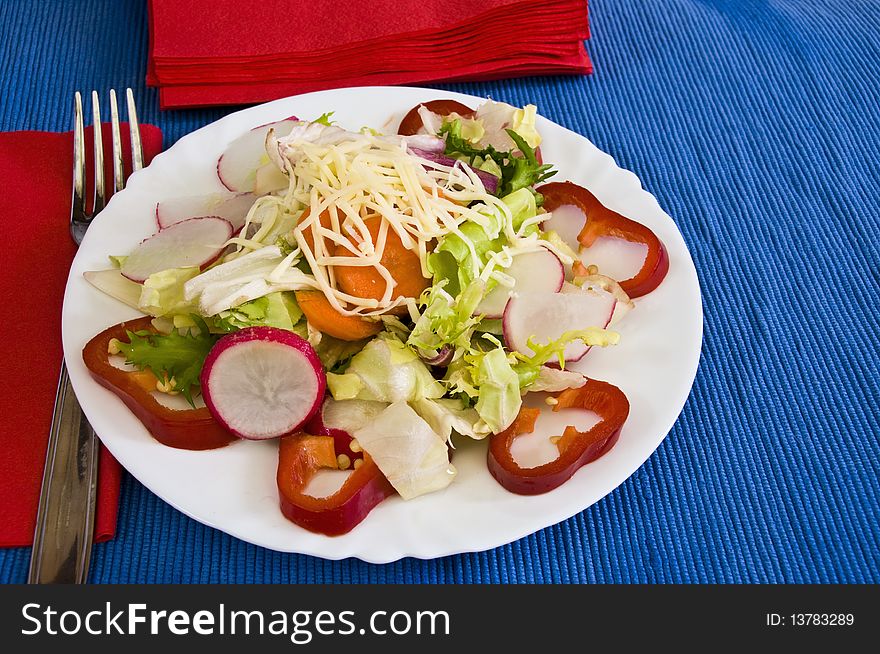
[1,0,877,583]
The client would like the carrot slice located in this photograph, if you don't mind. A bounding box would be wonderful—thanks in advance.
[333,215,429,315]
[295,290,382,341]
[294,207,334,256]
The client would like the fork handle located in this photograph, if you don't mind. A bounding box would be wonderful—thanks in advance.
[28,361,100,584]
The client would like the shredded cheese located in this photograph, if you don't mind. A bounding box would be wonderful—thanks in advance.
[272,131,513,317]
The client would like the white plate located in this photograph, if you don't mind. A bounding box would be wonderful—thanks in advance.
[63,86,702,563]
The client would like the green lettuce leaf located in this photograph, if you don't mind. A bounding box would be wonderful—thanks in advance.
[475,318,504,335]
[411,397,488,441]
[508,104,542,149]
[137,267,200,317]
[313,112,335,126]
[437,326,618,434]
[212,291,303,333]
[425,249,460,296]
[430,218,504,293]
[326,336,445,403]
[504,129,555,197]
[528,367,588,393]
[407,281,483,358]
[320,398,388,435]
[427,188,539,295]
[501,187,538,234]
[313,335,368,372]
[475,156,502,178]
[439,120,556,196]
[511,327,620,391]
[116,319,219,405]
[469,346,522,434]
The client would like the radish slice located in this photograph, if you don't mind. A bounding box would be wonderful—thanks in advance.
[156,193,258,232]
[217,119,299,192]
[200,327,326,440]
[476,247,564,318]
[121,217,233,283]
[503,287,616,363]
[573,275,635,326]
[542,204,649,282]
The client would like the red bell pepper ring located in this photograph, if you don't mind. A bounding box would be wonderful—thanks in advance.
[398,99,475,136]
[277,433,395,536]
[538,181,669,298]
[82,317,236,450]
[487,379,630,495]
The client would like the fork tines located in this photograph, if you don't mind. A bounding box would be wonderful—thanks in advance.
[71,88,144,239]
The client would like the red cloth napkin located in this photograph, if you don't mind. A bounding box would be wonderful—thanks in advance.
[0,124,163,547]
[147,0,591,109]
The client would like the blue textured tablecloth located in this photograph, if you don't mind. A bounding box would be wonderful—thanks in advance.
[1,0,877,583]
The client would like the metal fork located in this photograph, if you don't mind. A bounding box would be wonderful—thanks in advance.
[28,89,143,584]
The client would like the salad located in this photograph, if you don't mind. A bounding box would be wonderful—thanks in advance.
[82,98,669,535]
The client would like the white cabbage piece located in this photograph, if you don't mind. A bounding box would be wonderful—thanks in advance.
[411,397,488,442]
[353,401,456,500]
[326,337,445,403]
[528,368,588,393]
[320,398,388,434]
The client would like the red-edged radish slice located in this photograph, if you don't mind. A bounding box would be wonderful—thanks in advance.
[121,217,233,283]
[217,119,299,192]
[200,327,326,440]
[156,193,258,232]
[573,275,635,326]
[475,247,564,319]
[542,204,650,287]
[503,287,616,363]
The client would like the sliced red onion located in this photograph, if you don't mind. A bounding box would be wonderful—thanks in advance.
[408,148,499,194]
[418,345,454,367]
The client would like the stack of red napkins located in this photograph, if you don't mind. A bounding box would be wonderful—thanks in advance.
[147,0,591,109]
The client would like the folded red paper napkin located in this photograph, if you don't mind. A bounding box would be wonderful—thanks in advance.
[0,124,163,547]
[147,0,591,108]
[158,47,591,109]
